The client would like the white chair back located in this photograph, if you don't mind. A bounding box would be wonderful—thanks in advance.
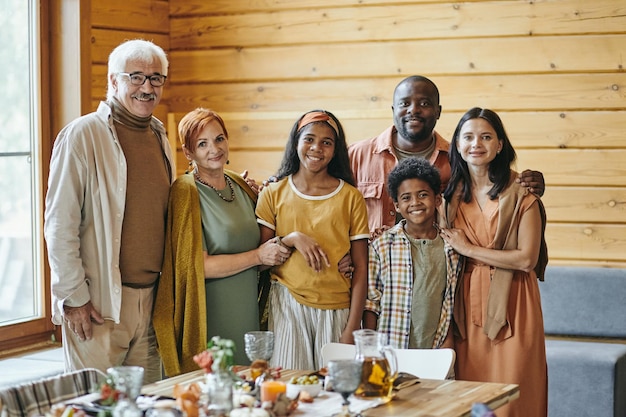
[393,348,456,380]
[320,342,356,366]
[321,342,455,380]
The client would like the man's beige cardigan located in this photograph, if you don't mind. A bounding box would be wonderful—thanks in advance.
[153,171,257,377]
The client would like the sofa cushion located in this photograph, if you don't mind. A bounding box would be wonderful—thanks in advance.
[540,266,626,338]
[545,339,626,417]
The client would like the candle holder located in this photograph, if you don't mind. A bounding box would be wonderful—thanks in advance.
[260,380,286,403]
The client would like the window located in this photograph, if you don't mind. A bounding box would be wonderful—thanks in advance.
[0,0,53,349]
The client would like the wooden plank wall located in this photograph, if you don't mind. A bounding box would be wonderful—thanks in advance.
[88,0,626,267]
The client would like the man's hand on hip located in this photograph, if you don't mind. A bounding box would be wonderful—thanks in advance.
[63,301,105,341]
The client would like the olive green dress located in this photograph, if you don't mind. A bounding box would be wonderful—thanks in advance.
[197,179,260,365]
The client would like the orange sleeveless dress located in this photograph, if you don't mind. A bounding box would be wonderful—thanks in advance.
[453,194,547,417]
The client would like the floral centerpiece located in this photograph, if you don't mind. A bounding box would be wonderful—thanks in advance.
[190,336,238,415]
[188,336,295,417]
[193,336,236,374]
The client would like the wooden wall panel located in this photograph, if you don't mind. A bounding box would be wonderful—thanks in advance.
[169,0,440,15]
[91,29,169,64]
[164,0,626,266]
[515,149,626,187]
[166,74,626,113]
[169,34,626,82]
[542,187,626,224]
[91,0,169,33]
[170,0,624,49]
[170,0,625,21]
[91,65,107,102]
[546,223,626,264]
[226,151,284,183]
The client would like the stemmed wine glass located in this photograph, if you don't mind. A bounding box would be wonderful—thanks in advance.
[244,330,274,363]
[328,359,363,417]
[244,331,274,384]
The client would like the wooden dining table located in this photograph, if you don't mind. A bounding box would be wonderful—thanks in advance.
[142,369,519,417]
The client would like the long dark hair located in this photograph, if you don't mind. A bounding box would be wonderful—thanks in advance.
[443,107,516,203]
[275,109,355,186]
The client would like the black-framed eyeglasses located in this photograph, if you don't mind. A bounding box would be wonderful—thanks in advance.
[118,72,167,87]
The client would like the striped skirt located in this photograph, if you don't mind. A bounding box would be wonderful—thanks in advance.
[268,281,349,370]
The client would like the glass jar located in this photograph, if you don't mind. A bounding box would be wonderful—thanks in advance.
[108,366,144,417]
[205,371,233,416]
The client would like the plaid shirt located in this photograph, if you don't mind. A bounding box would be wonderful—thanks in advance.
[365,221,463,349]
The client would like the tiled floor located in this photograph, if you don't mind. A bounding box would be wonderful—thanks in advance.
[0,347,64,389]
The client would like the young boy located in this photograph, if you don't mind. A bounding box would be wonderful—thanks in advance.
[363,157,463,349]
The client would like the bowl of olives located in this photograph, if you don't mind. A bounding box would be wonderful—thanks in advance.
[286,374,323,399]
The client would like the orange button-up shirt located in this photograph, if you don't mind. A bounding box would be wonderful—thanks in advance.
[348,125,451,232]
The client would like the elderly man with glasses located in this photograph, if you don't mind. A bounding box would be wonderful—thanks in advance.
[44,39,174,382]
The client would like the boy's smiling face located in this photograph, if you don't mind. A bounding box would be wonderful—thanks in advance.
[394,178,441,228]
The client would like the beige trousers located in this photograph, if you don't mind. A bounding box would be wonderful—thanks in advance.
[62,286,161,383]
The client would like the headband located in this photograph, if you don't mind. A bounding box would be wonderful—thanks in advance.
[297,111,339,136]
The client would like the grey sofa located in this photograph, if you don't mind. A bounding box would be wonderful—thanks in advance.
[539,266,626,417]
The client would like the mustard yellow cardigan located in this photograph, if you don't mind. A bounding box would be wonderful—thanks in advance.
[153,171,257,377]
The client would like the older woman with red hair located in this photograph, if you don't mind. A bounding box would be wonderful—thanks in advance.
[154,108,291,376]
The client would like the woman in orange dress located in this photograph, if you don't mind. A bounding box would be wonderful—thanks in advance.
[440,107,548,417]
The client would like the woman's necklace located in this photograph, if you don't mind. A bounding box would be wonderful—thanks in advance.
[194,172,236,202]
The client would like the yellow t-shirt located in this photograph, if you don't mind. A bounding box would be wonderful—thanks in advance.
[256,176,369,309]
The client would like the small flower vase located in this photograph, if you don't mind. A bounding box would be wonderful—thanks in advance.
[205,370,233,416]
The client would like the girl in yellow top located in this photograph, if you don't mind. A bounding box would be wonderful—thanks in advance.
[256,110,370,370]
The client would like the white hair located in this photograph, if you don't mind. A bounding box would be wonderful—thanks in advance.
[106,39,169,101]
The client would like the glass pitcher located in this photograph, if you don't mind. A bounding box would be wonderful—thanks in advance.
[352,329,398,402]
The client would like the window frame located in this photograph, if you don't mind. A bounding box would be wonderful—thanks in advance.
[0,0,53,353]
[0,0,91,353]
